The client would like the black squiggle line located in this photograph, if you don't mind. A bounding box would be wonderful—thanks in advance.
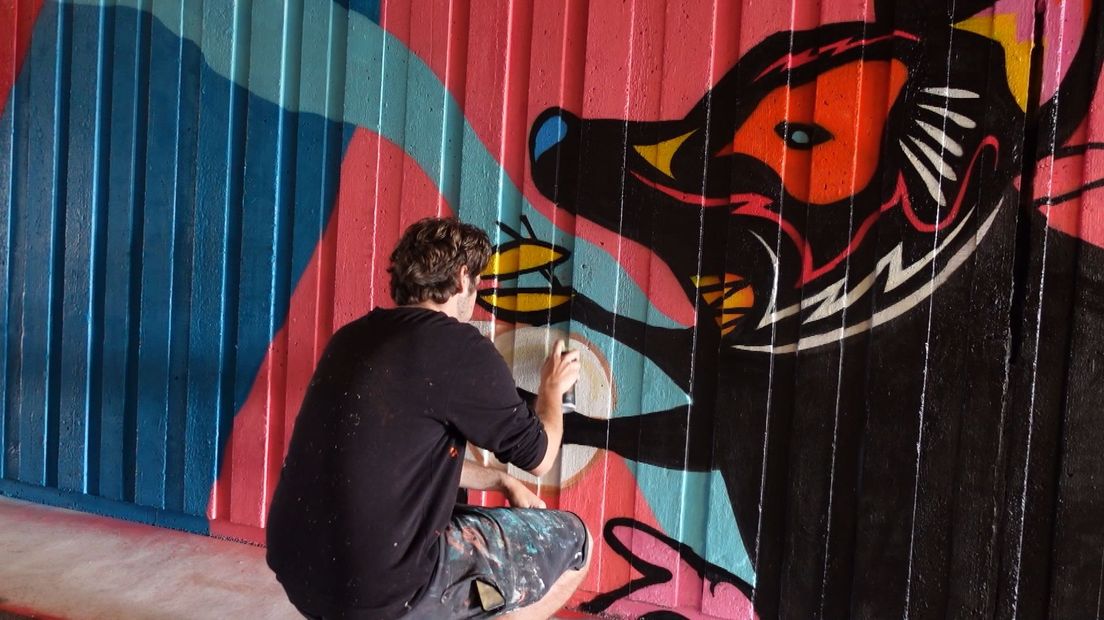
[579,517,755,614]
[1034,178,1104,208]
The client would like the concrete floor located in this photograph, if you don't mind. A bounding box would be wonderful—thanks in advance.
[0,496,597,620]
[0,496,302,620]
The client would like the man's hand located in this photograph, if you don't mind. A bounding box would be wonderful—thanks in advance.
[528,340,580,477]
[502,476,546,509]
[461,460,547,508]
[539,339,581,401]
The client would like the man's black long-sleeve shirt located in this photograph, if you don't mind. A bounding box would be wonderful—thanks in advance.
[266,307,548,619]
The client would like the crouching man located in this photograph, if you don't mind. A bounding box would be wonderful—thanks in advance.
[266,217,590,619]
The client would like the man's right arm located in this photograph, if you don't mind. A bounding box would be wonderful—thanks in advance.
[527,340,580,478]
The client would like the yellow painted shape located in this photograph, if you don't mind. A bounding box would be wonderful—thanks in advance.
[481,250,518,278]
[480,291,571,312]
[692,274,721,288]
[482,242,565,278]
[956,13,1033,111]
[634,130,696,179]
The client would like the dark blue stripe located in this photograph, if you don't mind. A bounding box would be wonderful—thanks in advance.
[163,13,202,516]
[57,1,113,495]
[96,2,151,504]
[2,9,33,484]
[45,0,73,492]
[133,7,201,510]
[0,61,13,485]
[182,47,245,517]
[12,0,69,487]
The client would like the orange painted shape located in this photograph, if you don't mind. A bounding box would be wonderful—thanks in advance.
[724,59,908,205]
[720,323,739,337]
[721,285,755,311]
[701,289,725,305]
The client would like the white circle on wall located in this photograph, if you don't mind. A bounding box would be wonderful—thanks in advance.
[468,323,614,490]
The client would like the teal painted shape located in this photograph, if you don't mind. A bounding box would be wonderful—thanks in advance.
[568,323,689,418]
[635,463,756,586]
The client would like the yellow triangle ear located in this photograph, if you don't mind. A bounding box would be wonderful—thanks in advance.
[956,14,1032,111]
[691,275,721,288]
[633,130,696,179]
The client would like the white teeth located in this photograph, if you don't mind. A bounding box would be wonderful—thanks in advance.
[900,140,948,207]
[919,104,977,129]
[908,136,958,182]
[913,120,963,157]
[923,87,980,99]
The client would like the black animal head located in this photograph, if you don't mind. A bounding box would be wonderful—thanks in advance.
[530,16,1025,351]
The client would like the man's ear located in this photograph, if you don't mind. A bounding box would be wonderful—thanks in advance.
[457,265,471,294]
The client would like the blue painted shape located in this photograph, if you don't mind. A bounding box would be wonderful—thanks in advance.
[5,0,359,515]
[57,1,112,494]
[532,114,568,161]
[96,1,150,503]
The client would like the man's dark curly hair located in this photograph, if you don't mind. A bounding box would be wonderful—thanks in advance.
[388,217,492,306]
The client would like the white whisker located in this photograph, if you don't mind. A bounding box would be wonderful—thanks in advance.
[908,136,958,182]
[913,120,963,157]
[923,87,980,99]
[919,104,977,129]
[900,140,948,207]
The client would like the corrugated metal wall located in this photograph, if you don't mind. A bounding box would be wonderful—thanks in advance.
[2,0,1103,617]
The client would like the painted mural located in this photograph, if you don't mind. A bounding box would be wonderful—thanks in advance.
[2,0,1103,618]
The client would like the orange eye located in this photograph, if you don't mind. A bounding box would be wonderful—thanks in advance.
[717,59,908,204]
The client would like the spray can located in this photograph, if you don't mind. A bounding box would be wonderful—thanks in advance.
[561,341,576,413]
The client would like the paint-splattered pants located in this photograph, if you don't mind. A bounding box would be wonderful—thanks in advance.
[402,505,589,619]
